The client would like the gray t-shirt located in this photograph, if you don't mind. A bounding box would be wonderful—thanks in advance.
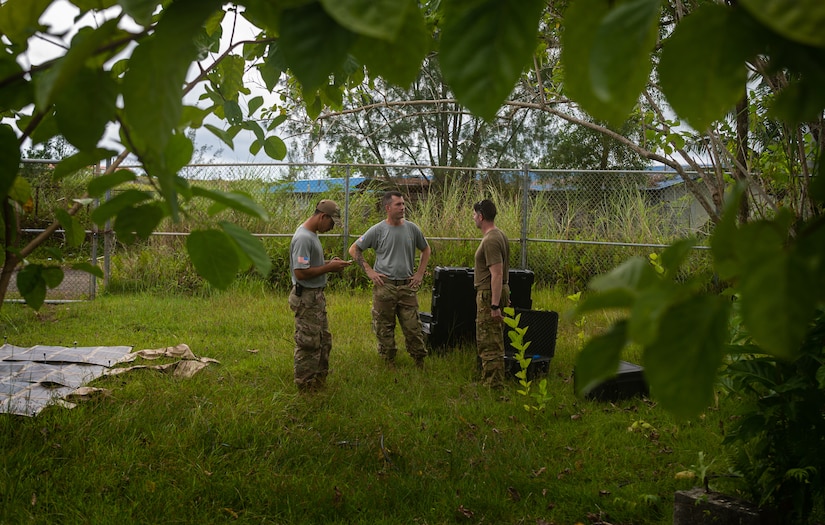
[355,220,428,280]
[290,225,327,288]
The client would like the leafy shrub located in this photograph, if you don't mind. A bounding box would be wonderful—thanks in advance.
[720,310,825,523]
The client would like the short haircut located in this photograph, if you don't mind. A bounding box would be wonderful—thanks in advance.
[382,191,403,208]
[473,199,497,221]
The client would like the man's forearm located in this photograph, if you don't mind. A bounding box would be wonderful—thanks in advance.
[415,246,431,277]
[349,244,371,273]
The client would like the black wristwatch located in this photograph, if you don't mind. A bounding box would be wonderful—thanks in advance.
[490,304,500,311]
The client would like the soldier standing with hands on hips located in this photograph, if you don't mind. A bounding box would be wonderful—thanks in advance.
[473,199,510,389]
[289,199,351,393]
[349,191,431,369]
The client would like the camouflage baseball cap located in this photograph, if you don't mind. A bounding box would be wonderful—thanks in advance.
[316,199,341,220]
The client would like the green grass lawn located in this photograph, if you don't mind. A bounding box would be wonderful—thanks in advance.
[0,286,735,524]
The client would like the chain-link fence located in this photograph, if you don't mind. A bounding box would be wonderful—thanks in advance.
[13,160,714,301]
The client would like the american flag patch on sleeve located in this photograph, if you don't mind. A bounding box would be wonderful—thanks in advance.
[297,255,309,265]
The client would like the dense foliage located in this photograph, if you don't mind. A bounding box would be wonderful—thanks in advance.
[1,0,824,483]
[720,312,825,521]
[1,0,824,518]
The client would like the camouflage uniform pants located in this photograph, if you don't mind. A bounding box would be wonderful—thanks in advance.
[289,287,331,391]
[476,286,510,388]
[372,282,427,362]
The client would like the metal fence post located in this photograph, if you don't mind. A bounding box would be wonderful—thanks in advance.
[89,161,102,299]
[521,163,529,269]
[104,184,112,290]
[343,163,351,257]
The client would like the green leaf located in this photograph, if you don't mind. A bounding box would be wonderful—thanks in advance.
[266,114,288,131]
[575,288,636,314]
[87,170,137,198]
[0,124,21,199]
[119,0,161,27]
[186,229,240,290]
[644,295,729,418]
[738,222,818,360]
[817,364,825,390]
[739,0,825,47]
[220,221,273,277]
[249,140,262,156]
[589,256,658,293]
[0,0,50,45]
[26,109,60,146]
[122,0,222,165]
[16,264,47,310]
[191,187,269,220]
[217,54,247,102]
[71,261,104,279]
[248,95,264,116]
[561,0,616,121]
[91,189,153,225]
[628,284,683,346]
[54,67,118,150]
[659,5,755,132]
[563,0,660,125]
[0,51,33,112]
[113,203,165,243]
[658,237,698,279]
[440,0,544,121]
[55,209,86,248]
[164,133,194,173]
[33,20,122,109]
[589,0,660,124]
[181,105,210,129]
[280,3,356,93]
[321,0,412,40]
[575,320,628,397]
[262,135,287,160]
[770,75,825,125]
[205,124,237,149]
[42,266,64,289]
[710,182,747,281]
[8,176,32,206]
[241,120,267,143]
[53,148,117,180]
[224,100,243,125]
[241,0,283,33]
[305,95,324,120]
[351,7,429,87]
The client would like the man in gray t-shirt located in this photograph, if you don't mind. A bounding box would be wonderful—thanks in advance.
[349,191,431,368]
[288,199,351,392]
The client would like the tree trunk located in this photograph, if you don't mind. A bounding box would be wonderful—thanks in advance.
[0,199,20,308]
[734,94,750,223]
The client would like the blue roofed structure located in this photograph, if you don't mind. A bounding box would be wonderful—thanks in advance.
[269,175,429,195]
[269,177,369,193]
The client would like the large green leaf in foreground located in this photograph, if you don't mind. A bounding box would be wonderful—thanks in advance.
[187,229,240,290]
[440,0,544,121]
[659,5,757,132]
[562,0,660,126]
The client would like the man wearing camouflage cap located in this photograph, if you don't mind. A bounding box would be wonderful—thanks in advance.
[289,199,351,392]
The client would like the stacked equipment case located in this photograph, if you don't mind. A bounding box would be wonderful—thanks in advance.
[421,267,535,350]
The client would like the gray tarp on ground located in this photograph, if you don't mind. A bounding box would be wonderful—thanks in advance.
[0,344,133,416]
[0,343,217,417]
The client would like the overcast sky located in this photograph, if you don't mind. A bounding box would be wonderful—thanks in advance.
[20,1,294,164]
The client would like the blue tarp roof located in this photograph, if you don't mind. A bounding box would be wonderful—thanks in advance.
[497,170,690,192]
[269,177,368,193]
[271,168,694,194]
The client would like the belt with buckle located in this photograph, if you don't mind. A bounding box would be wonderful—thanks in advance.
[387,278,411,286]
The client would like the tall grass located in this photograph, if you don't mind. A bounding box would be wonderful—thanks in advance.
[105,181,714,294]
[0,286,736,524]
